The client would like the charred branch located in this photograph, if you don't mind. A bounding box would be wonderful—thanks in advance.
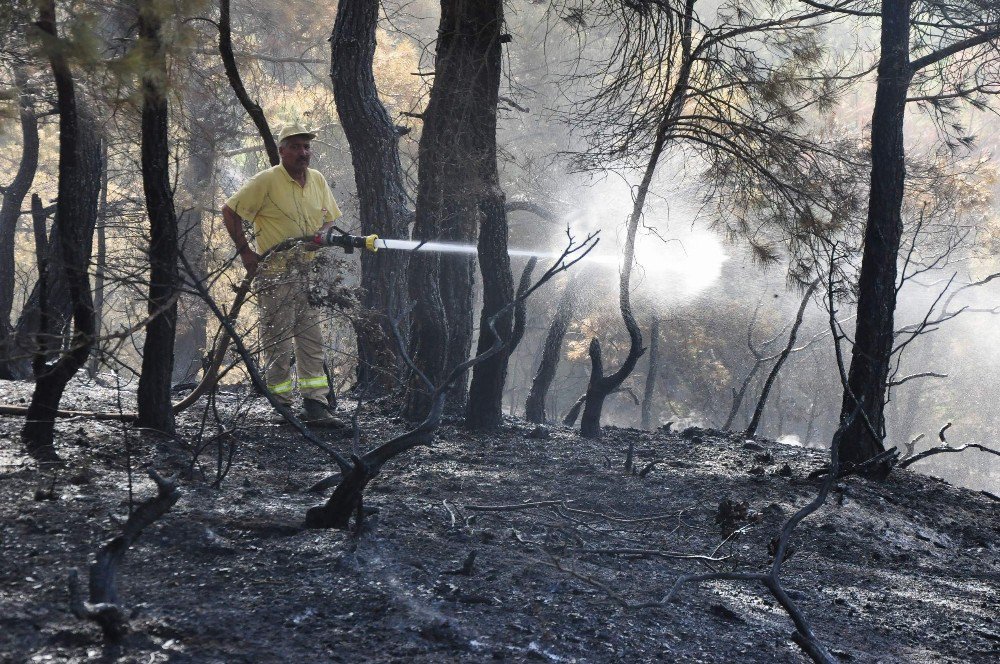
[68,469,180,641]
[898,422,1000,469]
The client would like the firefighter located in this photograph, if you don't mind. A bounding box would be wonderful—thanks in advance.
[221,124,345,427]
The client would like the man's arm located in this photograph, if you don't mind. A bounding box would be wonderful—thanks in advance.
[221,204,259,276]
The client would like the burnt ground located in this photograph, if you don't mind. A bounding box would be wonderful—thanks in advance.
[1,377,998,663]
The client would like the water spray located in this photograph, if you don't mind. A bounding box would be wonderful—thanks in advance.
[311,226,560,260]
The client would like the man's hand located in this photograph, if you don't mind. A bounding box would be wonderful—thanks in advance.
[240,248,260,277]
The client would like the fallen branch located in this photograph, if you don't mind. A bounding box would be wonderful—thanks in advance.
[68,469,180,641]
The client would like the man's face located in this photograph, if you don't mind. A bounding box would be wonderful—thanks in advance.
[279,136,311,171]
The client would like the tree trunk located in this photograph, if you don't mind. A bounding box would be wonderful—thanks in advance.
[329,0,411,394]
[135,0,180,434]
[0,65,39,379]
[88,140,109,378]
[746,279,818,438]
[30,195,52,379]
[839,0,913,468]
[404,0,503,420]
[21,0,103,460]
[466,185,513,429]
[5,202,68,379]
[172,106,214,384]
[525,273,580,423]
[525,285,575,421]
[463,0,511,430]
[641,317,660,430]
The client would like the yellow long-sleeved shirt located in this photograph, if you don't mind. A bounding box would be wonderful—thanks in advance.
[225,164,342,255]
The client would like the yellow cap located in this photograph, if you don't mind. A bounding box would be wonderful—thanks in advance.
[277,123,317,143]
[365,234,378,252]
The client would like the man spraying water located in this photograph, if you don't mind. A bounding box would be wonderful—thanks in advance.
[221,123,346,428]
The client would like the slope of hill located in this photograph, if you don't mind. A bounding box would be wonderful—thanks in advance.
[1,377,997,663]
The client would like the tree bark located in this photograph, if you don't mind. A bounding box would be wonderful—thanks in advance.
[329,0,411,394]
[641,317,660,430]
[21,0,103,460]
[0,65,39,379]
[5,202,67,379]
[838,0,913,467]
[525,273,580,423]
[466,184,513,429]
[404,0,504,420]
[463,0,511,430]
[136,0,180,434]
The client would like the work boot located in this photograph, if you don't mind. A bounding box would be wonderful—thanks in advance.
[299,398,347,428]
[270,404,295,424]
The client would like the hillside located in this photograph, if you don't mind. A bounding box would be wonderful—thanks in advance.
[1,377,998,663]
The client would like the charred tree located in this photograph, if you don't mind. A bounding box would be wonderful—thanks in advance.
[465,4,513,429]
[21,0,103,460]
[577,155,649,437]
[136,0,180,434]
[746,279,819,438]
[839,1,912,466]
[525,273,581,424]
[404,0,507,419]
[6,200,66,379]
[30,194,52,379]
[0,65,39,379]
[640,317,661,430]
[329,0,411,394]
[837,1,1000,467]
[578,2,703,438]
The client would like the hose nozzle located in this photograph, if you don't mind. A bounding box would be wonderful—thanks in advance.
[312,227,379,254]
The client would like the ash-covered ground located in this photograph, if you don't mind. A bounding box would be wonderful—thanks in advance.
[1,376,997,663]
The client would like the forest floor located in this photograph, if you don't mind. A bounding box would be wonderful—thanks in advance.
[1,376,998,664]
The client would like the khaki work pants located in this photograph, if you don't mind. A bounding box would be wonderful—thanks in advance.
[256,255,329,406]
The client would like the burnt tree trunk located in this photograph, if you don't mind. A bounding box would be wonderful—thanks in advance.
[136,0,180,434]
[839,0,913,467]
[641,317,660,430]
[30,195,51,379]
[578,2,698,438]
[0,65,39,379]
[330,0,411,394]
[7,201,67,379]
[466,186,514,429]
[464,2,511,430]
[21,0,103,460]
[404,0,504,420]
[525,273,580,423]
[746,279,819,438]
